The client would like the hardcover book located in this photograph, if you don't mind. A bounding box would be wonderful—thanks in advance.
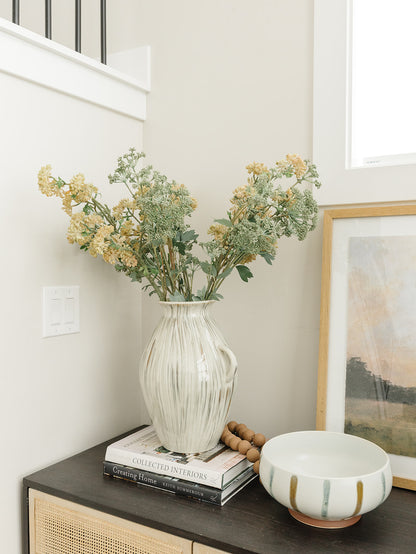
[103,461,256,506]
[104,425,252,489]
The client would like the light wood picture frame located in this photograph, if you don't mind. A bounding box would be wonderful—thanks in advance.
[317,205,416,491]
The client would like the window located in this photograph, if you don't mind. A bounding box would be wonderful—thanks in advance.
[313,0,416,206]
[350,0,416,168]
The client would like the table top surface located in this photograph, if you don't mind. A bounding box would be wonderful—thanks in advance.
[24,427,416,554]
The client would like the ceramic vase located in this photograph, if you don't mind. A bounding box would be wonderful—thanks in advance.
[139,301,237,454]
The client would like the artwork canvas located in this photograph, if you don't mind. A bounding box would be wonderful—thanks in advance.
[317,205,416,490]
[344,236,416,458]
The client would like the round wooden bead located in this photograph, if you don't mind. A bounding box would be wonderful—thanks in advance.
[221,429,230,442]
[229,436,241,451]
[241,428,255,442]
[253,460,260,474]
[235,423,247,436]
[246,448,260,463]
[227,420,238,432]
[253,433,266,447]
[224,434,234,447]
[238,440,251,455]
[221,427,231,438]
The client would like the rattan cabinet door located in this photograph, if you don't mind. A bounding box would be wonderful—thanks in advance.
[29,489,192,554]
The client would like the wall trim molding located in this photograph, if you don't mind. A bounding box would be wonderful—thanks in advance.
[0,17,150,121]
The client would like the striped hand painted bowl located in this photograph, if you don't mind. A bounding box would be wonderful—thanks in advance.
[260,431,392,528]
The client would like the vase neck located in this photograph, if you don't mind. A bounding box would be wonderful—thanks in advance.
[159,301,214,319]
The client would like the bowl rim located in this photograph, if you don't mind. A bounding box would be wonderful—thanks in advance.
[261,430,391,480]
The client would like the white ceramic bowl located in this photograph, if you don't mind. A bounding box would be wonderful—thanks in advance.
[260,431,392,528]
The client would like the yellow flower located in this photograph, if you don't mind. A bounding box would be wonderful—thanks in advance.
[62,191,73,216]
[38,165,60,197]
[135,185,150,197]
[120,249,138,267]
[208,223,228,243]
[69,173,97,202]
[66,212,103,245]
[113,198,135,218]
[276,159,289,171]
[87,214,105,226]
[230,185,256,208]
[232,185,249,200]
[286,154,307,179]
[240,253,257,264]
[170,184,197,210]
[102,246,120,265]
[285,188,296,206]
[229,206,245,222]
[67,213,88,245]
[120,220,135,236]
[101,232,136,265]
[89,225,114,257]
[271,190,283,202]
[246,162,269,175]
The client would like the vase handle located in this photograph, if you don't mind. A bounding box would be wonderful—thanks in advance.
[218,344,238,383]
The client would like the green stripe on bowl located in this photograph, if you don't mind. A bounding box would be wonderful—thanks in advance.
[381,472,386,502]
[321,479,331,519]
[268,466,275,495]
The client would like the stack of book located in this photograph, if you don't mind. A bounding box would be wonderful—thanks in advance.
[103,425,256,506]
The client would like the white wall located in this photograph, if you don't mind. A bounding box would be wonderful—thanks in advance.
[0,55,145,554]
[1,1,323,550]
[116,0,323,439]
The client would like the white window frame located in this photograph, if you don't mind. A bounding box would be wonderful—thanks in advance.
[313,0,416,206]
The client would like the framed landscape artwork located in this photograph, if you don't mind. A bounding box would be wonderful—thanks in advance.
[317,205,416,491]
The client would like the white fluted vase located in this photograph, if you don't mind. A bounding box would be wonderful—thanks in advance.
[139,301,237,454]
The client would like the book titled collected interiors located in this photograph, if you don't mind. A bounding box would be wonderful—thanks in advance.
[103,461,256,506]
[104,425,252,489]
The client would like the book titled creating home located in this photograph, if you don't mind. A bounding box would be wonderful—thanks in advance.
[104,425,252,489]
[103,461,256,505]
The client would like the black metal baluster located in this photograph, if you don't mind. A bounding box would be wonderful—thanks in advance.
[100,0,107,64]
[75,0,81,52]
[12,0,20,25]
[45,0,52,39]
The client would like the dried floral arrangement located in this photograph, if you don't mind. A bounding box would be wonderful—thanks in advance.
[38,149,321,301]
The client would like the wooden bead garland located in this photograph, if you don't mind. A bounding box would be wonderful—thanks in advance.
[221,421,267,475]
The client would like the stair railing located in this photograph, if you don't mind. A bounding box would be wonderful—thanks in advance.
[11,0,107,64]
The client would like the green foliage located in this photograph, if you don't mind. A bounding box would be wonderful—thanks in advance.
[346,357,416,404]
[236,265,253,282]
[214,218,232,227]
[169,291,186,302]
[39,149,321,302]
[260,252,274,265]
[200,262,217,276]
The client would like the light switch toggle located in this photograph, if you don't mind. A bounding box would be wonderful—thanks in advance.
[43,286,80,337]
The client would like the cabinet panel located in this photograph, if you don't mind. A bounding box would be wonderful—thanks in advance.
[29,489,192,554]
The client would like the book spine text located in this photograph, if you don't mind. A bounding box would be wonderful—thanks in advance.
[104,449,224,488]
[103,461,223,505]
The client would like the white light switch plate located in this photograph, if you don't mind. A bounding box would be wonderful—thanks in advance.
[43,286,80,337]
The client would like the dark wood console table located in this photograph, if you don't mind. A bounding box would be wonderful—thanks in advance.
[23,428,416,553]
